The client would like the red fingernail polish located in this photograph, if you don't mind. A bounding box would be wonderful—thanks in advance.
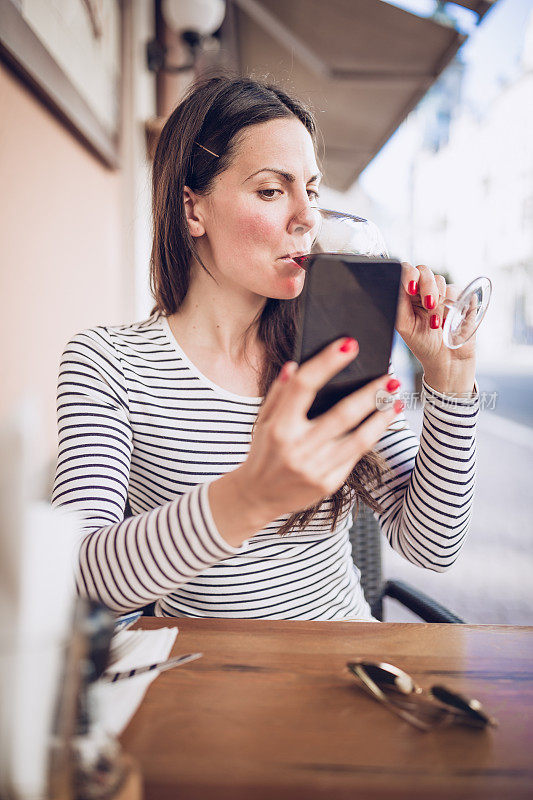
[340,337,358,353]
[394,400,404,414]
[424,295,436,310]
[386,378,401,393]
[408,281,418,295]
[430,314,440,329]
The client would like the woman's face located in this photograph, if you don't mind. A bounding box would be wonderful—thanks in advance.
[186,117,321,301]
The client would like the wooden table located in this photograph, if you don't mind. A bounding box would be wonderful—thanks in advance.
[120,619,533,800]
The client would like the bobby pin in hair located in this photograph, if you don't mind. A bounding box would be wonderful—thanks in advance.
[194,141,219,158]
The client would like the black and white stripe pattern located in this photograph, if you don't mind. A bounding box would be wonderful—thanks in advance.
[52,312,479,620]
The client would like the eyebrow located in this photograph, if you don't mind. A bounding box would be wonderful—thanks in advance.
[244,168,322,184]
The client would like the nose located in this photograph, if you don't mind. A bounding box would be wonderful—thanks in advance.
[288,202,320,236]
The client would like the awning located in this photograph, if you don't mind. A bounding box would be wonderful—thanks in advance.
[227,0,493,191]
[446,0,495,16]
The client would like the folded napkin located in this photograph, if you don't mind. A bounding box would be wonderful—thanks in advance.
[92,627,179,736]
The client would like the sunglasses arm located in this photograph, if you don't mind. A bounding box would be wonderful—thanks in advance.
[353,667,433,732]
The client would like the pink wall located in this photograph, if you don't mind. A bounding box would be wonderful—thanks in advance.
[0,62,131,461]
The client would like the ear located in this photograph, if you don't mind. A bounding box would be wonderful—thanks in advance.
[183,186,205,238]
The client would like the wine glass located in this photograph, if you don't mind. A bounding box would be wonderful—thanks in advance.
[300,207,491,349]
[441,276,492,349]
[309,207,389,258]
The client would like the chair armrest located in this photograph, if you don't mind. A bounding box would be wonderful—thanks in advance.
[381,579,465,623]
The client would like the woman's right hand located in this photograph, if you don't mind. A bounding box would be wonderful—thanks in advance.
[209,337,402,546]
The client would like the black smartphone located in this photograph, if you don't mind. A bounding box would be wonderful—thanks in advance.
[293,254,402,419]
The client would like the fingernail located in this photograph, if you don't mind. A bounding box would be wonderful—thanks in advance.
[386,378,401,393]
[394,399,404,414]
[424,295,436,310]
[408,281,418,295]
[430,314,440,329]
[340,337,358,353]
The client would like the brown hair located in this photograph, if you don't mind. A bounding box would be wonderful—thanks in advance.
[150,75,387,535]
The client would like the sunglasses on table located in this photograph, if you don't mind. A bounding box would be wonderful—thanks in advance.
[347,659,498,732]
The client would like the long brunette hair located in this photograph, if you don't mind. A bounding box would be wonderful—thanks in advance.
[150,75,386,535]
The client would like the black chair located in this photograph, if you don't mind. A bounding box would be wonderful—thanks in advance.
[349,503,464,623]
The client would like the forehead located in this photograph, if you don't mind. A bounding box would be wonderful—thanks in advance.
[226,117,319,181]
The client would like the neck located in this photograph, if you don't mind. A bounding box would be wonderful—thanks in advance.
[167,261,267,361]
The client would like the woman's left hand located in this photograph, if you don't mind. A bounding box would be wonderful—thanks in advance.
[395,262,477,395]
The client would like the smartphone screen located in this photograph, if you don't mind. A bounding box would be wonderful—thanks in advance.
[293,254,402,419]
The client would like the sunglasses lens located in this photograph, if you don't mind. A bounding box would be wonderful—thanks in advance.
[352,662,415,695]
[364,664,396,686]
[430,685,489,726]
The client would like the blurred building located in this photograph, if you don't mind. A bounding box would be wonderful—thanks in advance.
[409,11,533,370]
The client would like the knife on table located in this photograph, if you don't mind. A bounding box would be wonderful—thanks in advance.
[103,652,203,682]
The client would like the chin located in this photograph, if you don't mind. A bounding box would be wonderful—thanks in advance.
[270,273,305,300]
[267,287,304,301]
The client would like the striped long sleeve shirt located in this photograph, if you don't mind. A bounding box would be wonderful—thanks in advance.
[51,312,479,620]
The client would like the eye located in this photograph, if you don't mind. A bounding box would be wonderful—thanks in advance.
[307,189,320,202]
[258,188,283,200]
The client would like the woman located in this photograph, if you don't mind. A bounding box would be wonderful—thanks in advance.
[52,76,478,620]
